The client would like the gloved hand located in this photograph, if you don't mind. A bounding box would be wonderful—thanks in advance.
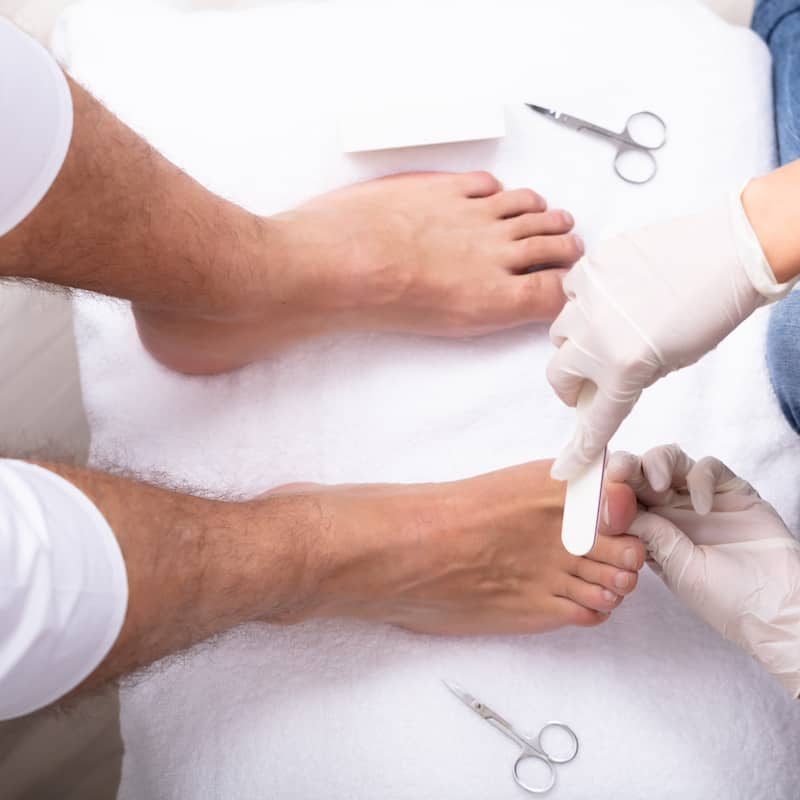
[548,189,794,480]
[608,444,800,698]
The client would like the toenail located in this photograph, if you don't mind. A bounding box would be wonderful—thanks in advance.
[623,548,638,570]
[602,589,617,603]
[573,234,585,255]
[614,572,631,590]
[561,210,574,226]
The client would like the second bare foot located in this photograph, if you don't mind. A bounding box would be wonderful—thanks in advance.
[135,171,582,373]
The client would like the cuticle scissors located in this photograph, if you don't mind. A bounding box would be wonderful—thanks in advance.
[526,103,667,185]
[443,680,579,794]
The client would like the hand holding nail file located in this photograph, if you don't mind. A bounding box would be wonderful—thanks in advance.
[547,187,797,481]
[561,383,606,556]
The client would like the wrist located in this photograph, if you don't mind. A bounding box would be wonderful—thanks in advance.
[741,171,800,285]
[731,179,795,300]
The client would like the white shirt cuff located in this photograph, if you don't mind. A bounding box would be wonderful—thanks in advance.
[0,17,73,238]
[0,461,128,719]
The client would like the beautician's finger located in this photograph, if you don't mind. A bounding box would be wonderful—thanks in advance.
[608,449,682,508]
[641,444,695,493]
[560,258,585,301]
[545,339,586,408]
[551,389,633,480]
[685,456,752,515]
[606,451,664,506]
[628,511,697,592]
[606,451,641,484]
[548,299,584,348]
[576,386,633,459]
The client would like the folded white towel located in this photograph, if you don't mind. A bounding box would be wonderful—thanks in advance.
[58,0,800,797]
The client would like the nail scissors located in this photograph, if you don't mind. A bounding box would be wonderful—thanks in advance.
[443,680,579,794]
[526,103,667,185]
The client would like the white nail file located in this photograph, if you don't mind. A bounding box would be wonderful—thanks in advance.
[561,384,607,556]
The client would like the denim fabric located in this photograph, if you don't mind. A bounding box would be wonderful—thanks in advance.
[754,1,800,433]
[754,0,800,163]
[767,291,800,433]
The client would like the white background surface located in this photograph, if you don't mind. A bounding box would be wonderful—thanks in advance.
[62,1,800,797]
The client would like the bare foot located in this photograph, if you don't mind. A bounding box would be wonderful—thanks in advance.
[264,460,643,635]
[135,172,582,374]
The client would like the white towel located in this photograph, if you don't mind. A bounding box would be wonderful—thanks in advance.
[58,1,800,797]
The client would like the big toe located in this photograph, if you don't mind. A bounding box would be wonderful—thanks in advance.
[600,482,638,536]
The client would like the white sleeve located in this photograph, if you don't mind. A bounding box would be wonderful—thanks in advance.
[0,17,73,238]
[0,460,128,720]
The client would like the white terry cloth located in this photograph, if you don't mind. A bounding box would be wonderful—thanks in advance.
[57,0,800,797]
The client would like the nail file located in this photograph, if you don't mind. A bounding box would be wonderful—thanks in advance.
[338,102,506,153]
[561,384,607,556]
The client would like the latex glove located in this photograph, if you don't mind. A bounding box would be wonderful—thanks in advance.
[548,189,794,480]
[608,444,800,698]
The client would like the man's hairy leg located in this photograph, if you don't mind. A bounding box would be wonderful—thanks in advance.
[0,77,262,312]
[0,77,581,375]
[35,458,639,698]
[39,463,317,691]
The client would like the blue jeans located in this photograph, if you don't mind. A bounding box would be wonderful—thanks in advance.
[754,1,800,432]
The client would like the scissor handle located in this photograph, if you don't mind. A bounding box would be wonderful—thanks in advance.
[612,110,666,184]
[623,110,667,150]
[536,721,579,764]
[511,723,578,794]
[512,750,558,795]
[613,145,657,185]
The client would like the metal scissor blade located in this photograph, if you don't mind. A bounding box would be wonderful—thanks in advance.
[444,681,530,754]
[527,103,618,140]
[443,680,507,726]
[442,679,478,708]
[526,103,557,118]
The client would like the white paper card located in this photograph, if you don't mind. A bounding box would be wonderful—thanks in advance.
[339,102,505,152]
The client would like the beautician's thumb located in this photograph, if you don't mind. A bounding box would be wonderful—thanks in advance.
[551,391,632,481]
[552,430,599,481]
[629,511,698,592]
